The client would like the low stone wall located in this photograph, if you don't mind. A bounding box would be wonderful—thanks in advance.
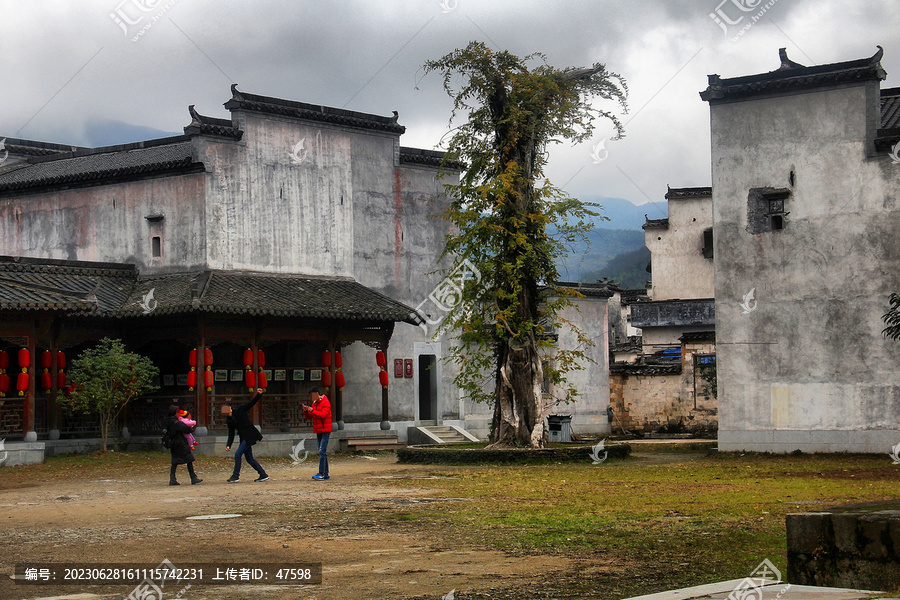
[398,443,631,465]
[787,500,900,590]
[1,441,45,466]
[23,429,400,461]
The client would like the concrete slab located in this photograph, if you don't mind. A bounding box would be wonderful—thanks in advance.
[623,580,885,600]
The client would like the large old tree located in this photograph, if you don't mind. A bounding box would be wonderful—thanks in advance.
[425,42,627,447]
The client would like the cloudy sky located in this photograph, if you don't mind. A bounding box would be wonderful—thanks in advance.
[1,0,897,212]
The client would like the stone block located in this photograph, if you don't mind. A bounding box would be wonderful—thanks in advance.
[858,516,889,559]
[786,512,832,554]
[830,513,859,553]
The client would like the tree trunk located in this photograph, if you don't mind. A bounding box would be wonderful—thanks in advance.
[488,335,544,448]
[100,416,108,453]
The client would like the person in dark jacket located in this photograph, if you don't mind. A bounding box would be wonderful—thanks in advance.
[222,388,269,483]
[302,387,332,480]
[165,404,202,486]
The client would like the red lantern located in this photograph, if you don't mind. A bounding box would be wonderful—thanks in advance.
[0,350,8,371]
[204,370,214,391]
[41,372,52,390]
[57,351,66,370]
[335,351,342,369]
[0,373,9,395]
[335,371,345,390]
[187,370,197,391]
[245,370,256,391]
[189,348,198,368]
[57,371,66,390]
[258,370,268,389]
[18,348,30,369]
[203,348,213,368]
[17,371,29,395]
[375,351,386,367]
[321,370,331,388]
[322,351,332,368]
[257,350,265,369]
[378,370,389,388]
[41,350,52,370]
[243,348,253,369]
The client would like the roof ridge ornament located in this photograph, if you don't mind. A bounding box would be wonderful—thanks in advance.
[871,45,884,64]
[230,83,244,101]
[187,104,203,126]
[778,48,805,70]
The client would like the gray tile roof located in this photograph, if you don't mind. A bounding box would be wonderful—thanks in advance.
[665,186,712,199]
[225,84,405,135]
[882,88,900,129]
[119,271,422,324]
[0,257,421,325]
[701,47,886,104]
[642,217,669,230]
[0,257,135,313]
[0,139,200,194]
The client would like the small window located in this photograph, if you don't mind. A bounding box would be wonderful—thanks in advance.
[747,188,790,234]
[701,228,714,259]
[151,236,161,258]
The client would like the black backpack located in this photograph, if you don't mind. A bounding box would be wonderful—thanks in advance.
[161,424,173,449]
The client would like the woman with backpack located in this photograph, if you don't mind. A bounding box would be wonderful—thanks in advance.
[164,404,202,485]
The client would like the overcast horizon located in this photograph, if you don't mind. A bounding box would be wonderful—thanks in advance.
[2,0,897,209]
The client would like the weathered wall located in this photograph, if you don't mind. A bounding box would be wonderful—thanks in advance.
[712,81,900,452]
[0,171,207,269]
[610,338,717,434]
[203,112,357,275]
[645,196,714,301]
[546,296,612,437]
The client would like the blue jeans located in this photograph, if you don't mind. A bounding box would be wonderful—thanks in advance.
[232,439,266,478]
[317,432,330,475]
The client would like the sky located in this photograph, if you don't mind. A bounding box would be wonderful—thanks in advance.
[1,0,898,213]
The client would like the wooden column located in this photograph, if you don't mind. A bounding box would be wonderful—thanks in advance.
[23,326,36,441]
[379,324,394,431]
[250,326,261,427]
[196,317,209,434]
[328,336,339,429]
[48,319,61,439]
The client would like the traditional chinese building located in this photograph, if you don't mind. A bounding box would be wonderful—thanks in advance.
[0,85,613,460]
[608,187,717,435]
[702,47,900,452]
[0,86,460,455]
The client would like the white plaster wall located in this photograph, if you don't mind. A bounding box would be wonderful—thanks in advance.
[711,81,900,452]
[645,196,714,301]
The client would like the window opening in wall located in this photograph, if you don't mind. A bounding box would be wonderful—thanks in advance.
[151,236,161,258]
[702,228,714,259]
[747,187,791,234]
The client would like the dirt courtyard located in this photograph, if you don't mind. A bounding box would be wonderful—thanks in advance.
[0,453,612,600]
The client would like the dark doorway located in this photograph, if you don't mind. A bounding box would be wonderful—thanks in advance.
[418,354,437,421]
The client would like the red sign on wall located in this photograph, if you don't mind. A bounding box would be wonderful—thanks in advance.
[394,358,404,378]
[404,359,413,378]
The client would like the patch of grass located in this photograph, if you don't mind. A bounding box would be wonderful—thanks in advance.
[370,452,900,595]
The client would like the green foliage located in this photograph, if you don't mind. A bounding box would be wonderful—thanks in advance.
[64,338,159,451]
[424,41,628,408]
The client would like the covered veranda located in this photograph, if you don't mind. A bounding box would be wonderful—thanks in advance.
[0,256,420,450]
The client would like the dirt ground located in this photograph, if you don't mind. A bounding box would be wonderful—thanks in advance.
[0,454,624,600]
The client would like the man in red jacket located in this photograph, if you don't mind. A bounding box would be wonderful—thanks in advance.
[302,387,332,480]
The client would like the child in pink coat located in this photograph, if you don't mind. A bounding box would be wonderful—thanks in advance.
[178,410,197,451]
